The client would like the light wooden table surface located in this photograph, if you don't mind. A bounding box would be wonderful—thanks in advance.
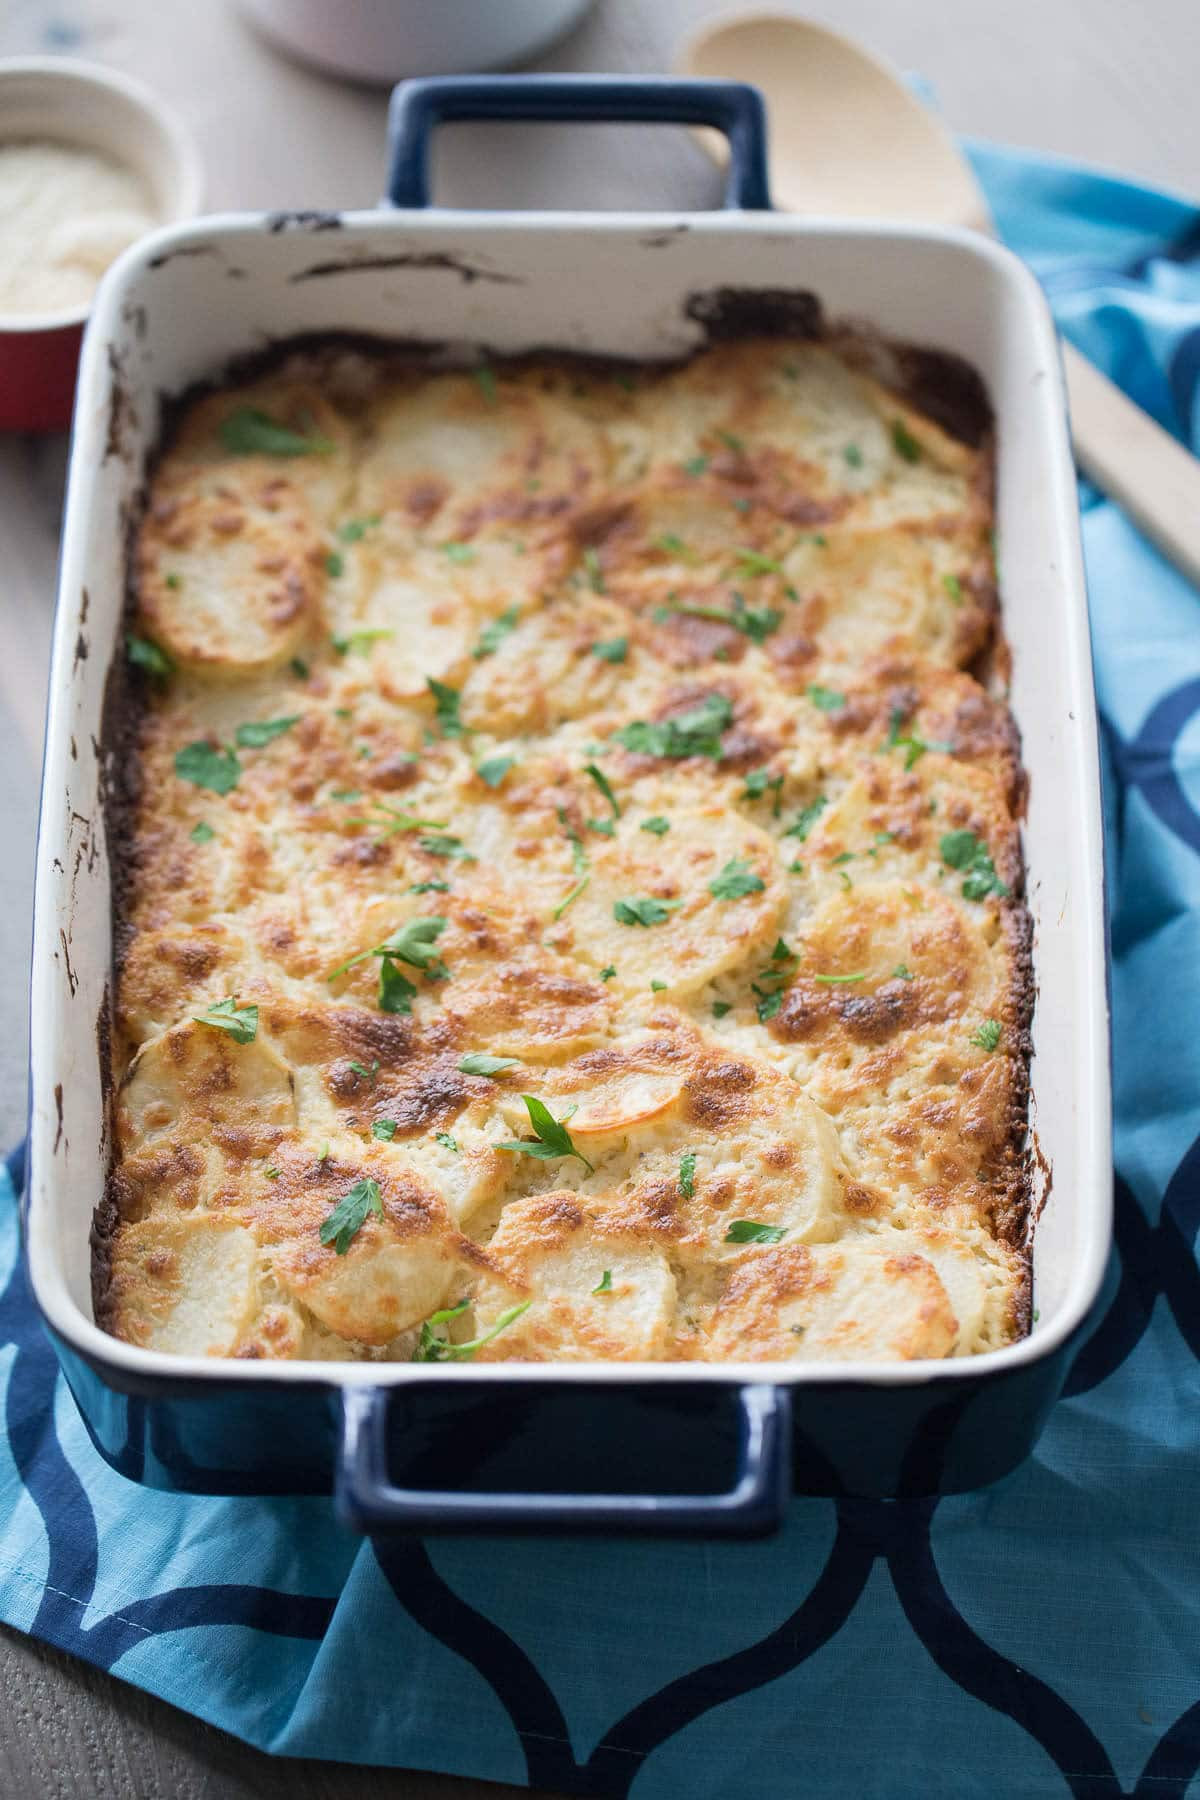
[0,0,1196,1793]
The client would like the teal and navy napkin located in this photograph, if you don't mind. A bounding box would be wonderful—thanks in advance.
[3,140,1200,1795]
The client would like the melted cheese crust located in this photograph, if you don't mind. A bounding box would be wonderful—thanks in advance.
[96,337,1031,1367]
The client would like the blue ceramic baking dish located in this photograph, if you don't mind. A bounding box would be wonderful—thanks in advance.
[25,76,1109,1536]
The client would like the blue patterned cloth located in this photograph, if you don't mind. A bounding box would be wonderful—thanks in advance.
[4,140,1200,1795]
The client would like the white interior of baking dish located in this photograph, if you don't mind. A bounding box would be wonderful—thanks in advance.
[28,211,1110,1387]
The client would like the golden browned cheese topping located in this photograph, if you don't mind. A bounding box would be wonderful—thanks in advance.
[96,337,1030,1366]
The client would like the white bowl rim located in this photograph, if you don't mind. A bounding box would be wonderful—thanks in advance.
[0,54,204,334]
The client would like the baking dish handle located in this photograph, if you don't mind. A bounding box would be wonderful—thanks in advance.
[386,74,771,211]
[336,1381,791,1535]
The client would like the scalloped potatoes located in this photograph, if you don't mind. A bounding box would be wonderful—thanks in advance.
[97,335,1030,1366]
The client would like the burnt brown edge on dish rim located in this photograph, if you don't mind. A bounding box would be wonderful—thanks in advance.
[90,282,1034,1350]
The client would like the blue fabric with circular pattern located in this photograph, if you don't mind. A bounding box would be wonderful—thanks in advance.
[3,140,1200,1794]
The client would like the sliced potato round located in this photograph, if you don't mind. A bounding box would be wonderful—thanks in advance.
[460,593,632,735]
[102,1213,263,1357]
[471,1190,676,1361]
[562,808,785,999]
[118,1015,296,1154]
[704,1238,959,1363]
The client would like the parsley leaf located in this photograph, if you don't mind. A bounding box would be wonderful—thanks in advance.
[327,915,448,983]
[592,1270,613,1295]
[679,1151,696,1198]
[724,1220,786,1244]
[640,816,670,835]
[891,419,922,463]
[337,514,381,542]
[194,996,258,1044]
[499,1095,594,1172]
[234,715,300,749]
[190,821,215,844]
[347,1059,379,1086]
[326,550,344,578]
[813,971,868,985]
[584,762,621,819]
[613,896,684,927]
[127,634,174,679]
[435,1131,459,1152]
[943,572,963,602]
[807,684,845,712]
[683,454,709,476]
[784,795,827,841]
[592,636,627,663]
[599,965,617,981]
[427,677,464,738]
[476,756,515,788]
[319,1176,383,1255]
[473,606,520,659]
[844,443,864,469]
[742,768,784,815]
[410,879,450,894]
[417,833,475,860]
[893,963,915,981]
[372,1119,398,1141]
[708,858,765,901]
[756,991,783,1022]
[971,1018,1002,1051]
[174,740,240,794]
[378,958,417,1014]
[613,693,732,759]
[413,1297,531,1362]
[442,540,475,564]
[458,1053,520,1077]
[219,407,333,457]
[332,628,393,655]
[712,1000,733,1019]
[884,706,954,769]
[474,366,498,406]
[582,547,605,593]
[940,830,1010,901]
[730,548,782,577]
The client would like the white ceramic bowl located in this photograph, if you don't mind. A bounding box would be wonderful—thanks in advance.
[239,0,596,83]
[0,57,202,430]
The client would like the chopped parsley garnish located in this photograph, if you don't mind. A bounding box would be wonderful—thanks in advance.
[971,1018,1002,1051]
[844,443,864,468]
[708,858,764,901]
[885,706,954,769]
[679,1152,696,1199]
[742,768,784,815]
[655,533,689,557]
[592,636,627,663]
[813,970,868,985]
[329,788,362,802]
[234,715,300,748]
[751,937,797,1020]
[332,628,393,655]
[319,1177,383,1256]
[893,963,915,981]
[372,1119,399,1141]
[417,833,475,861]
[640,816,670,836]
[583,547,605,593]
[684,454,709,476]
[807,684,845,712]
[290,657,309,679]
[724,1220,786,1244]
[265,1166,280,1181]
[414,1297,530,1362]
[435,1132,459,1152]
[348,803,447,837]
[347,1059,379,1086]
[498,1095,594,1172]
[378,959,417,1014]
[592,1270,614,1295]
[473,606,520,659]
[589,818,616,837]
[410,879,450,894]
[474,366,498,406]
[219,407,333,457]
[891,419,922,463]
[328,915,448,984]
[831,852,855,866]
[427,677,464,738]
[174,740,240,794]
[755,991,783,1021]
[458,1053,520,1077]
[442,541,475,564]
[784,795,828,841]
[164,572,182,590]
[613,693,732,759]
[189,821,215,844]
[194,996,258,1044]
[731,548,782,576]
[613,896,683,927]
[716,429,745,453]
[943,573,963,602]
[127,634,174,679]
[940,830,1011,901]
[712,1000,733,1019]
[476,756,515,788]
[326,550,344,578]
[584,762,620,819]
[337,514,381,543]
[656,592,782,643]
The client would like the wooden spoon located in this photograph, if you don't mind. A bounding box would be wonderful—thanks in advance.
[680,12,1200,589]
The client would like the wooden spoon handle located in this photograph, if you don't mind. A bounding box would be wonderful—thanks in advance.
[1061,339,1200,588]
